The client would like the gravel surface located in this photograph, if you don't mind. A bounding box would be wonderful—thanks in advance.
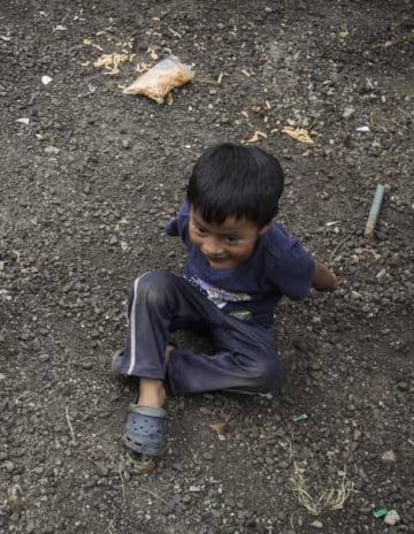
[1,1,413,533]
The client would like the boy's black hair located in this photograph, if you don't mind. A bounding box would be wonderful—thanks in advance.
[187,143,284,227]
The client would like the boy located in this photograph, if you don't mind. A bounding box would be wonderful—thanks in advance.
[113,143,337,456]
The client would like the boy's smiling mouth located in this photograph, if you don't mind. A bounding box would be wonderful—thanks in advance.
[205,256,229,267]
[205,254,227,262]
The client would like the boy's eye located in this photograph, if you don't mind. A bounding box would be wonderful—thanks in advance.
[196,224,207,234]
[226,235,240,243]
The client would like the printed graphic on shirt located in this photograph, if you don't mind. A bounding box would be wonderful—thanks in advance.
[228,309,253,321]
[185,275,251,310]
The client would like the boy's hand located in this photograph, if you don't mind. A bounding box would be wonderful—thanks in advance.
[311,262,338,292]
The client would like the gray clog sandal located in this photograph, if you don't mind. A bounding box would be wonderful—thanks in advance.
[122,404,167,456]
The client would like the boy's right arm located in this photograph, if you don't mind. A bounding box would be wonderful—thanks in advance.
[165,201,190,242]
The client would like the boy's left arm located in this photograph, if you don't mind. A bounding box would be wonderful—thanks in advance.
[311,261,338,291]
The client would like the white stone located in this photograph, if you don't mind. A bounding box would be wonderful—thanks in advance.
[41,75,53,86]
[342,106,355,119]
[44,146,60,155]
[384,510,400,526]
[381,450,396,463]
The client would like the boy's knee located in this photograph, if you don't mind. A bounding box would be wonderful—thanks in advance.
[250,357,283,392]
[131,271,176,308]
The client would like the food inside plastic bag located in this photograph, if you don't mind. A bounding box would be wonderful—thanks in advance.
[123,55,194,103]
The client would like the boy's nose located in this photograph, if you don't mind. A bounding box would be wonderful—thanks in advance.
[202,237,224,256]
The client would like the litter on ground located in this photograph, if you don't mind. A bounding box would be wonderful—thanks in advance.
[123,55,194,104]
[281,126,314,144]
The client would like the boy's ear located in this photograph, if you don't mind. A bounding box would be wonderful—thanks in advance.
[259,224,270,235]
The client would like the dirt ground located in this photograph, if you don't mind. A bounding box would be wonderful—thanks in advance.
[1,1,414,533]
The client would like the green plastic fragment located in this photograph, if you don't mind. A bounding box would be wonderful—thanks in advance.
[373,507,388,519]
[293,413,309,422]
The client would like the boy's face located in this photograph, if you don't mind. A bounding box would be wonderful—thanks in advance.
[189,207,269,269]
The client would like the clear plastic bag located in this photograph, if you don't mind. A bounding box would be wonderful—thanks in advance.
[123,55,194,103]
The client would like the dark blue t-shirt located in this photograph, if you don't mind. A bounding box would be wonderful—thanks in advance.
[165,202,315,328]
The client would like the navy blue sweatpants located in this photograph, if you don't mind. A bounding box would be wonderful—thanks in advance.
[118,271,282,395]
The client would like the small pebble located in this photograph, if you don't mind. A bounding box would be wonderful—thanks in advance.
[384,509,401,526]
[310,520,323,528]
[343,106,355,119]
[4,461,15,472]
[41,75,53,85]
[381,450,396,463]
[44,145,60,155]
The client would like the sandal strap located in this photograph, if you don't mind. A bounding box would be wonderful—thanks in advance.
[128,404,166,418]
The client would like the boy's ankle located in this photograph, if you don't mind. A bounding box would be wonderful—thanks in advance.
[137,378,166,409]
